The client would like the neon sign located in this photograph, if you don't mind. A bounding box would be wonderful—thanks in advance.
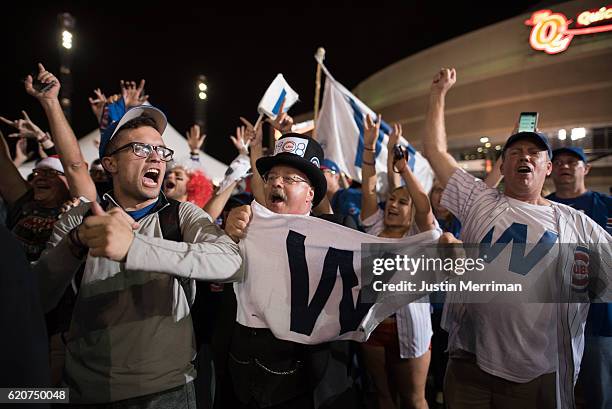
[525,6,612,54]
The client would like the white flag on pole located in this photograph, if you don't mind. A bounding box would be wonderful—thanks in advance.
[257,74,299,119]
[314,62,434,192]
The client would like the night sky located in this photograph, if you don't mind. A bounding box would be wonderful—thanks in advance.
[2,3,540,164]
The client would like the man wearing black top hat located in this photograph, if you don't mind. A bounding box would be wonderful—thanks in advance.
[224,133,356,409]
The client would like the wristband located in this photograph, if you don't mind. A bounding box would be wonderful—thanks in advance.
[362,159,376,166]
[38,132,51,143]
[363,147,376,151]
[68,226,88,258]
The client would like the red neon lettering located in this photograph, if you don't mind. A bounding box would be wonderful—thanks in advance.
[525,7,612,54]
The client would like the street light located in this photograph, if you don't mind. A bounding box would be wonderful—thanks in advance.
[58,12,75,122]
[195,75,207,129]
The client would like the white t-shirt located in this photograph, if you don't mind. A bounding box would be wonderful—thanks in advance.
[441,168,564,382]
[361,208,435,358]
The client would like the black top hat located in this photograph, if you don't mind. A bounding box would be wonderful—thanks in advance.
[256,133,327,206]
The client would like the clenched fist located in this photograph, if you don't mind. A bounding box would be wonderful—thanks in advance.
[78,202,140,261]
[224,205,252,243]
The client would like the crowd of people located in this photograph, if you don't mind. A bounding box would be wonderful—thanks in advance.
[0,62,610,409]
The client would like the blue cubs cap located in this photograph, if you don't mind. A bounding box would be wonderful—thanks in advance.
[503,131,552,159]
[321,159,340,174]
[552,147,587,163]
[99,105,167,158]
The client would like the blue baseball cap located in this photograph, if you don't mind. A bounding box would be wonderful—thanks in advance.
[99,105,167,158]
[321,159,340,174]
[552,147,587,163]
[503,131,552,159]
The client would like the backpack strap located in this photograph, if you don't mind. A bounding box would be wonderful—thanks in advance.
[157,199,193,306]
[158,199,182,242]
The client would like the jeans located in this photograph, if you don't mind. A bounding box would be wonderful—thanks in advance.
[580,336,612,409]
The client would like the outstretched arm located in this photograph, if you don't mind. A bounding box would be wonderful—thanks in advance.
[395,148,436,232]
[423,68,460,188]
[360,114,381,221]
[25,63,97,201]
[0,130,29,206]
[386,123,402,191]
[240,117,266,205]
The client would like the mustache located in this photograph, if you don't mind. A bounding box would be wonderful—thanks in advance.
[270,188,287,202]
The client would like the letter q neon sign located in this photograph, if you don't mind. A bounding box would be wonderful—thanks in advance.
[525,8,612,54]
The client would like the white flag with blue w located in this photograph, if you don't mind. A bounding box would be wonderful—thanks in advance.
[315,63,434,193]
[257,74,299,119]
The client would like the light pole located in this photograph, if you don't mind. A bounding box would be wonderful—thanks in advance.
[58,12,75,123]
[195,75,207,130]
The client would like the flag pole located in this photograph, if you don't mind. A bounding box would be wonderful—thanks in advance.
[312,47,326,140]
[253,113,264,132]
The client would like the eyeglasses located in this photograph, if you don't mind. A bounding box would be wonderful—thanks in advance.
[322,169,337,175]
[107,142,174,162]
[32,168,65,178]
[262,173,310,186]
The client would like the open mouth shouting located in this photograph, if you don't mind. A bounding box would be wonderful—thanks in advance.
[270,190,287,205]
[142,168,161,188]
[516,165,533,174]
[164,180,176,191]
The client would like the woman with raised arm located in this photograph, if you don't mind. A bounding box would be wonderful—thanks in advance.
[360,114,436,409]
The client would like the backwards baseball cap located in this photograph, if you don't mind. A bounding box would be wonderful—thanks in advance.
[99,105,167,158]
[503,131,552,159]
[552,147,588,163]
[256,133,327,206]
[35,155,64,173]
[321,159,340,174]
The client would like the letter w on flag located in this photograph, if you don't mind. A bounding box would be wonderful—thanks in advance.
[314,61,433,192]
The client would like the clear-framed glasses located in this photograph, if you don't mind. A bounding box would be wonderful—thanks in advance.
[107,142,174,162]
[32,168,65,178]
[262,173,310,186]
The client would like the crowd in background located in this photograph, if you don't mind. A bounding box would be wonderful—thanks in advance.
[0,62,610,409]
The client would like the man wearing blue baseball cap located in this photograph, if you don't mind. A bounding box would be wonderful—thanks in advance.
[34,91,242,406]
[547,146,612,409]
[547,147,610,233]
[320,158,362,228]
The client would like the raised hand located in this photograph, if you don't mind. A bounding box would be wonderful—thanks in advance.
[13,138,33,167]
[230,125,248,155]
[363,114,381,150]
[240,116,263,148]
[24,63,60,101]
[187,124,206,153]
[392,145,409,173]
[120,79,148,108]
[431,68,456,96]
[387,122,402,148]
[265,98,294,134]
[0,110,46,141]
[88,88,107,122]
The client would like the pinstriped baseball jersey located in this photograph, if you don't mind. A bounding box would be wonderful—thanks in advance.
[362,208,435,358]
[440,169,611,389]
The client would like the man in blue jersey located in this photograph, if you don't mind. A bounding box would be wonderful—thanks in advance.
[548,146,612,409]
